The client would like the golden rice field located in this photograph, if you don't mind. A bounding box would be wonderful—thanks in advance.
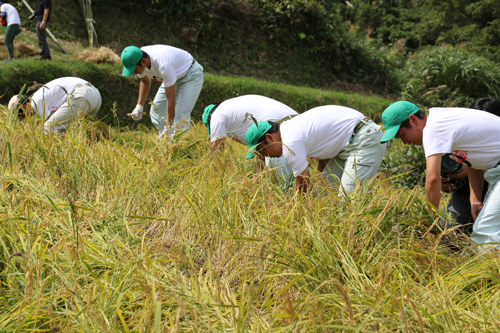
[1,105,499,332]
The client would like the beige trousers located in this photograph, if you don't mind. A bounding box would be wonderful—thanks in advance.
[44,84,102,135]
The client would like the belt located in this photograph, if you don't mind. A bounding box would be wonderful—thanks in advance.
[352,116,371,137]
[276,114,297,124]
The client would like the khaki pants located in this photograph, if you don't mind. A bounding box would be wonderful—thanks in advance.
[44,84,102,135]
[150,61,204,134]
[323,120,387,194]
[471,164,500,248]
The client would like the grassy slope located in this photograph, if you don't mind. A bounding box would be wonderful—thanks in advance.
[0,108,496,332]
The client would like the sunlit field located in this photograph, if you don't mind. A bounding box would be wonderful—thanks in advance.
[1,106,500,332]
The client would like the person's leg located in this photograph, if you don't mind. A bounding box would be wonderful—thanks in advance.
[442,192,474,234]
[44,86,93,134]
[150,86,167,133]
[471,165,500,247]
[172,61,204,132]
[4,24,21,59]
[36,22,50,60]
[329,120,386,193]
[81,85,102,117]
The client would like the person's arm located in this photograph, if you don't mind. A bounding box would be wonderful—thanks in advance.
[165,85,176,127]
[467,167,485,220]
[295,167,311,193]
[138,75,151,106]
[318,159,330,173]
[425,154,443,210]
[211,138,225,152]
[39,8,49,30]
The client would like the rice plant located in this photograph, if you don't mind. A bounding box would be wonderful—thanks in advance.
[0,104,499,332]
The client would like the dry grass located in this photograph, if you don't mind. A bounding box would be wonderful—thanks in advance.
[0,36,38,59]
[0,105,499,332]
[77,46,121,64]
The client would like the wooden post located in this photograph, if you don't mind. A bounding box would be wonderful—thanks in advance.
[78,0,98,48]
[20,0,69,54]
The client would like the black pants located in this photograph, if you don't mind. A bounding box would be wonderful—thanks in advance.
[36,21,51,60]
[442,179,488,235]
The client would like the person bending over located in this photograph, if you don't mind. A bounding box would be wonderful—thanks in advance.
[380,101,500,249]
[8,77,101,134]
[121,45,204,140]
[245,105,386,193]
[202,94,298,183]
[440,97,500,234]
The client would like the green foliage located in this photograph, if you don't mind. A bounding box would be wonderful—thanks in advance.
[383,140,426,188]
[399,45,500,105]
[346,0,424,49]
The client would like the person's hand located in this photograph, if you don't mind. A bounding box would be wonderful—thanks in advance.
[448,167,468,179]
[39,21,46,30]
[131,105,144,121]
[471,201,484,221]
[441,175,455,191]
[158,126,175,141]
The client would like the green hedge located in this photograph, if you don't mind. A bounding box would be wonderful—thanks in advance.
[0,59,394,127]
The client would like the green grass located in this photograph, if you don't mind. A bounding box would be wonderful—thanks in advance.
[0,104,499,332]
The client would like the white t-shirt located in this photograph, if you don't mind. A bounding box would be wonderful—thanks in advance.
[136,45,193,88]
[423,107,500,170]
[210,95,297,144]
[1,4,21,26]
[280,105,364,176]
[30,77,87,120]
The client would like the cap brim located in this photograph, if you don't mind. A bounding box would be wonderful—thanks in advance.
[122,65,135,77]
[246,145,258,159]
[380,125,400,143]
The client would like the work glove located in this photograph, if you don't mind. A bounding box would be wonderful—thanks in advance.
[158,126,175,141]
[131,105,144,121]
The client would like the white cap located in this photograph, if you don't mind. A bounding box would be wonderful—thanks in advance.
[8,95,20,113]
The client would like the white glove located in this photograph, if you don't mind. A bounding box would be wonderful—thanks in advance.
[131,105,144,121]
[158,126,175,141]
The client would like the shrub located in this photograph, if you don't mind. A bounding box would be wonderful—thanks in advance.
[399,45,500,105]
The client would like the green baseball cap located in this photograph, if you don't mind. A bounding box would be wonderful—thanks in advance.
[202,104,216,135]
[245,121,272,159]
[121,46,143,77]
[380,101,419,143]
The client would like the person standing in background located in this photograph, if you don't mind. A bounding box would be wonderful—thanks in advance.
[35,0,51,60]
[0,1,22,62]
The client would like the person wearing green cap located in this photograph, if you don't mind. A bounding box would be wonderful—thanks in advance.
[246,105,386,193]
[120,45,203,140]
[380,100,500,249]
[202,95,298,182]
